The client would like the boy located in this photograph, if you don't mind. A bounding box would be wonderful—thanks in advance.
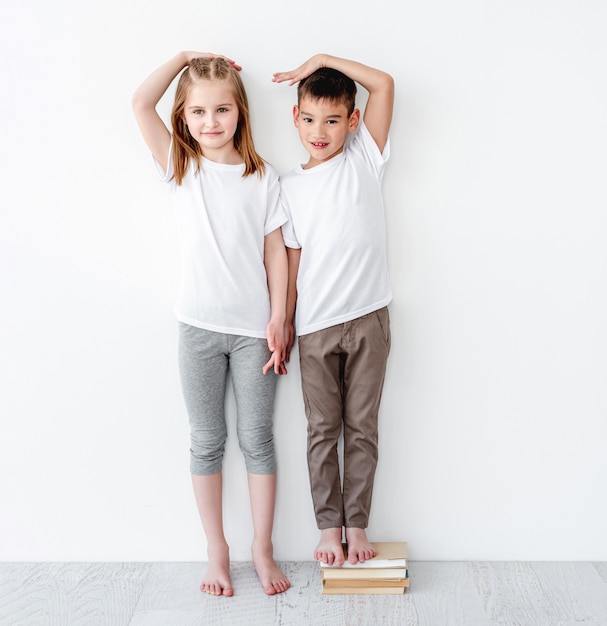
[272,55,394,567]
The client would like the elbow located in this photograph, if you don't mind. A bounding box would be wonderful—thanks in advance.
[384,72,395,96]
[131,91,141,114]
[131,89,148,114]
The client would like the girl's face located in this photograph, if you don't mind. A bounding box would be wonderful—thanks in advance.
[183,80,241,162]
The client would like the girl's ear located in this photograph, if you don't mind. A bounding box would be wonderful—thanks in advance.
[348,108,360,132]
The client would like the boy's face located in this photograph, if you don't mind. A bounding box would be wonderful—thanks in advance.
[293,96,360,169]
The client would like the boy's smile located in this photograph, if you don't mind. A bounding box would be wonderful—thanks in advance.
[293,96,359,169]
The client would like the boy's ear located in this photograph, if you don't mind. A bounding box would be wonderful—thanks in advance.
[349,108,360,132]
[292,105,299,127]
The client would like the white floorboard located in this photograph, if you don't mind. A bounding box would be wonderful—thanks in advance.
[1,561,606,626]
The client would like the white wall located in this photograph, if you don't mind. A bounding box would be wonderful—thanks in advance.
[1,0,606,562]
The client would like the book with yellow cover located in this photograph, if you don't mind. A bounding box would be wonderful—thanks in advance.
[321,582,407,595]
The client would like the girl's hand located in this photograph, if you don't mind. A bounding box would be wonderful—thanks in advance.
[262,351,287,376]
[272,54,326,86]
[183,51,242,71]
[263,319,287,375]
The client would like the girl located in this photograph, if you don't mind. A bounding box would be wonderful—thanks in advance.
[132,51,290,597]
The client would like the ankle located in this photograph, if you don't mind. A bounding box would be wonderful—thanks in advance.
[320,527,343,540]
[206,540,229,557]
[252,537,274,552]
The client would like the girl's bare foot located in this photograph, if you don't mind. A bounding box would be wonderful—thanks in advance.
[345,527,376,564]
[200,541,234,597]
[252,539,290,595]
[314,527,345,566]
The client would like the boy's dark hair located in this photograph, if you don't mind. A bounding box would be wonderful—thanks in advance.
[297,67,357,116]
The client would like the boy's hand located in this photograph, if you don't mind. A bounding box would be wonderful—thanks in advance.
[272,54,327,86]
[284,321,295,363]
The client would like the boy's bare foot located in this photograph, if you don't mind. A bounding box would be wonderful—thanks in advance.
[252,539,291,595]
[200,541,234,597]
[345,527,376,564]
[314,527,345,566]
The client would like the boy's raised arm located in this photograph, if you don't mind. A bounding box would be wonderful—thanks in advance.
[273,53,394,153]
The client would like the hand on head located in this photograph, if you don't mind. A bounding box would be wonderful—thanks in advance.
[272,54,326,86]
[184,51,242,71]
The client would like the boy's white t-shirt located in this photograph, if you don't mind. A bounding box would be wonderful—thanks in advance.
[281,122,392,336]
[157,150,287,338]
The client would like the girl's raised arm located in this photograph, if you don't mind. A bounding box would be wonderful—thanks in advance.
[131,53,190,172]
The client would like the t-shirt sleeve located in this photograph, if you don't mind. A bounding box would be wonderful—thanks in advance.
[350,121,390,180]
[153,140,174,184]
[277,185,301,249]
[281,220,300,249]
[264,168,288,236]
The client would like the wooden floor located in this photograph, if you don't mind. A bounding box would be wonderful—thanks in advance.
[1,560,607,625]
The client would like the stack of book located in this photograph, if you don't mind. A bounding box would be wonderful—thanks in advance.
[320,541,409,595]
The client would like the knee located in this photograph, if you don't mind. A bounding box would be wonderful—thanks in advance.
[238,428,276,474]
[189,428,227,475]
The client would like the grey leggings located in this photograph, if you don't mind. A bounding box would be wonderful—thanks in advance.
[178,323,278,475]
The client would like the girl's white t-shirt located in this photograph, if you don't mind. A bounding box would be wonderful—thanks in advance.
[281,122,392,335]
[157,150,287,338]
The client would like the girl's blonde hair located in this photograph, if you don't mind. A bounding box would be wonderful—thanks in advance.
[170,57,265,184]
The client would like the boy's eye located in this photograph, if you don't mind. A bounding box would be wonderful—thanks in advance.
[302,117,313,123]
[326,120,337,125]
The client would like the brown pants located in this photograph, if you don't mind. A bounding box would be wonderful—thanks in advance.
[298,307,391,529]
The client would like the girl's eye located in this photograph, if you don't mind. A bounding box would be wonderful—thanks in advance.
[217,107,228,113]
[193,109,203,115]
